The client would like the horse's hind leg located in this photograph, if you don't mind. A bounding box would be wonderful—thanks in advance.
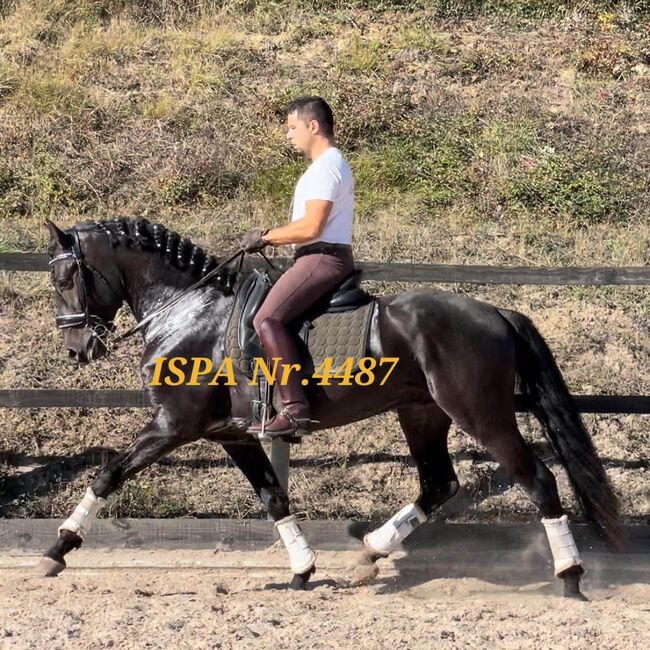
[354,404,456,583]
[452,408,587,600]
[412,319,586,599]
[219,439,316,590]
[38,416,191,577]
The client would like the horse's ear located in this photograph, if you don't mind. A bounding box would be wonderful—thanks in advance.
[45,219,72,248]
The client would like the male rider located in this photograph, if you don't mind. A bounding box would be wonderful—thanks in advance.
[240,96,355,437]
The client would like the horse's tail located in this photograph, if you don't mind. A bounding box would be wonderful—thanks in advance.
[497,307,622,548]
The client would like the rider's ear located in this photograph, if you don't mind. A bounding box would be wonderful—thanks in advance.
[45,219,73,248]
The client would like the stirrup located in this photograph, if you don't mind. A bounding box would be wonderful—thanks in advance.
[254,410,318,441]
[247,412,313,441]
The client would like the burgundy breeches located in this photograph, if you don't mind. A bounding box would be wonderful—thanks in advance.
[252,247,354,332]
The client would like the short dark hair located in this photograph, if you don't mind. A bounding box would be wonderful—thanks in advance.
[287,96,334,138]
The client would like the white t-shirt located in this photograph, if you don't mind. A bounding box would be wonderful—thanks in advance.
[291,147,354,247]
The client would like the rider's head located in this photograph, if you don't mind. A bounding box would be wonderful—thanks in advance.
[285,96,334,159]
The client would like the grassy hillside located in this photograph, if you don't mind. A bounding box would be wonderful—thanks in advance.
[0,1,648,522]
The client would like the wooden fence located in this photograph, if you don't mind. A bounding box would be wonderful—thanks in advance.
[1,252,649,490]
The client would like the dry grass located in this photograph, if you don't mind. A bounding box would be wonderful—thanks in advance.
[1,1,648,521]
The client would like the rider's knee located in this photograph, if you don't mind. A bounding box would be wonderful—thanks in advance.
[253,314,279,337]
[252,312,267,336]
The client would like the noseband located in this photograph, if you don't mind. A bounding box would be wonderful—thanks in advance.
[48,227,116,344]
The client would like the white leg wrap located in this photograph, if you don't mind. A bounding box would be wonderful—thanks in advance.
[275,515,316,574]
[58,487,106,540]
[542,514,582,575]
[363,502,427,556]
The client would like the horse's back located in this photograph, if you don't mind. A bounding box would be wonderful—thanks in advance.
[380,287,513,344]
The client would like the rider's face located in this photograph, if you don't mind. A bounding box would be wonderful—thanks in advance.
[286,111,317,155]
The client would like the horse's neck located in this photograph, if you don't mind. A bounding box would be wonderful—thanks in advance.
[140,284,233,348]
[117,252,206,322]
[115,250,244,341]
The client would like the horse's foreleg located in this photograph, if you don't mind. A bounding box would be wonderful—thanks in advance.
[220,439,316,590]
[38,418,187,577]
[354,405,456,584]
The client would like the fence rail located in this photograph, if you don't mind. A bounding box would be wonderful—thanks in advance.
[1,389,649,413]
[1,252,649,285]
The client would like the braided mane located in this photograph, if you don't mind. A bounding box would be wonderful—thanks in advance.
[78,218,237,294]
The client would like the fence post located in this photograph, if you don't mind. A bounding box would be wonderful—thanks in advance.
[270,438,290,494]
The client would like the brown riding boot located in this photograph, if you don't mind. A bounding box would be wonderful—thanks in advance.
[247,318,313,437]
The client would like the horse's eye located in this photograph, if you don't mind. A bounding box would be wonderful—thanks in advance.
[56,278,73,291]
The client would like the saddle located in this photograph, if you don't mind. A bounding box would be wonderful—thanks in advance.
[224,266,376,428]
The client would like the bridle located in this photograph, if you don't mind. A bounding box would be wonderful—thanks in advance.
[48,227,118,348]
[49,225,249,351]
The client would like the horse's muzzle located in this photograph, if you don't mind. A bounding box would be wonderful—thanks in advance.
[64,331,106,364]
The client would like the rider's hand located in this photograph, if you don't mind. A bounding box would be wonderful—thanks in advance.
[240,229,269,253]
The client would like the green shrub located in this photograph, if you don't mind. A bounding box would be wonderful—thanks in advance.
[336,35,388,75]
[248,160,305,206]
[0,62,18,100]
[578,34,650,79]
[353,136,469,208]
[141,93,176,119]
[26,142,84,215]
[156,175,200,205]
[0,164,27,216]
[392,24,448,53]
[459,45,521,79]
[504,147,645,225]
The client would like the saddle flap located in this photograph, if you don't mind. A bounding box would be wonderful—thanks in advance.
[237,269,273,360]
[336,269,362,292]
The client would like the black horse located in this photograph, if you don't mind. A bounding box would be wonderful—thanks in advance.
[40,218,620,598]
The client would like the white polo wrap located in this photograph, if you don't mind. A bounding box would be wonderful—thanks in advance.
[275,515,316,574]
[364,502,427,556]
[58,487,106,539]
[541,514,582,575]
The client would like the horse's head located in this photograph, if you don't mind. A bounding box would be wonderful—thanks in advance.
[46,220,124,363]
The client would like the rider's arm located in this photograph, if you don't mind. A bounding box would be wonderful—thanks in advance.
[263,199,333,245]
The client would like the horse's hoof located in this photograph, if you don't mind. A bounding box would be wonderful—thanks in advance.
[351,551,380,585]
[559,565,587,601]
[37,556,66,577]
[289,565,315,590]
[564,589,589,602]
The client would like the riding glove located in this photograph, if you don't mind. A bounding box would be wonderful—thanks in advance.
[240,229,269,253]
